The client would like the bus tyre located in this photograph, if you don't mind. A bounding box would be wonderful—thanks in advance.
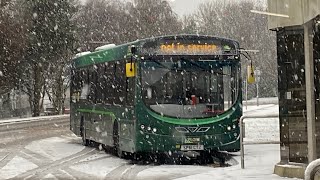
[80,117,89,146]
[82,136,89,146]
[113,122,123,158]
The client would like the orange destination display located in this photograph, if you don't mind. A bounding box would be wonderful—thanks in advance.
[160,43,219,55]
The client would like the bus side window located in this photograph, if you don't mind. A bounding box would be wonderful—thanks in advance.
[71,69,79,102]
[126,75,135,106]
[88,67,97,103]
[104,62,115,105]
[79,69,90,100]
[96,64,105,103]
[114,61,126,105]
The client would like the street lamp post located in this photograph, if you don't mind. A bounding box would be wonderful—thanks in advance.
[254,69,261,106]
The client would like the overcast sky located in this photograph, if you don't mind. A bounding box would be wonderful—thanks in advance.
[169,0,267,17]
[168,0,210,17]
[80,0,266,17]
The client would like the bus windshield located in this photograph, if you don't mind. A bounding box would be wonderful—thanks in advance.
[141,58,240,118]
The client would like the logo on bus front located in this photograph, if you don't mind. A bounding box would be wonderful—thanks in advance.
[185,137,201,144]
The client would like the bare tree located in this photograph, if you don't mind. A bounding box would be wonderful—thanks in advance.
[75,0,137,51]
[181,14,198,34]
[194,0,277,98]
[18,0,79,116]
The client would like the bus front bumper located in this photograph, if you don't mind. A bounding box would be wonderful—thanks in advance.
[135,130,240,153]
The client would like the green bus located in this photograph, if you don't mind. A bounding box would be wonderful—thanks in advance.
[70,35,242,159]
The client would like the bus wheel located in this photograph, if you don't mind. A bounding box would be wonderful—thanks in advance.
[80,116,89,146]
[82,136,90,146]
[113,122,123,158]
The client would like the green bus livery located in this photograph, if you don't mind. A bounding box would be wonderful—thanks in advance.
[70,35,242,158]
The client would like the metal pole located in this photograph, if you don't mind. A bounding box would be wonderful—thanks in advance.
[254,69,261,107]
[240,114,279,169]
[304,21,317,163]
[240,116,245,169]
[256,82,259,106]
[245,80,248,110]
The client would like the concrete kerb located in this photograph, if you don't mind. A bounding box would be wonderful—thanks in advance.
[0,115,69,132]
[274,164,305,179]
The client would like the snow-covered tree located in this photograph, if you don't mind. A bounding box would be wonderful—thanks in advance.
[0,1,26,95]
[193,1,277,98]
[130,0,182,38]
[22,0,78,116]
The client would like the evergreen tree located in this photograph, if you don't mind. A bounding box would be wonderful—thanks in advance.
[130,0,182,38]
[0,1,26,95]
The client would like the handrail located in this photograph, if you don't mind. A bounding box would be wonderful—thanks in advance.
[305,159,320,180]
[240,114,279,169]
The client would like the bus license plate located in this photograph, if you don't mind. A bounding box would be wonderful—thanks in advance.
[181,145,204,151]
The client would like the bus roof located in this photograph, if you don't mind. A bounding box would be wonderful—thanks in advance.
[72,35,240,68]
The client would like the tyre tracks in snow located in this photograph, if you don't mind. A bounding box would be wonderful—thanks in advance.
[104,164,151,180]
[8,147,97,180]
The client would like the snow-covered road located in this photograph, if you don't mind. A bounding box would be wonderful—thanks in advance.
[0,104,297,180]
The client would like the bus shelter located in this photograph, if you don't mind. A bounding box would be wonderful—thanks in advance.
[268,0,320,178]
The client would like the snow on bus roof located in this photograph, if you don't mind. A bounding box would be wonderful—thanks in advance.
[74,51,91,58]
[95,44,116,51]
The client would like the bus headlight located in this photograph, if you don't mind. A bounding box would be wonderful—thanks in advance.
[227,126,232,131]
[140,125,145,130]
[147,126,151,131]
[232,124,236,129]
[152,128,157,133]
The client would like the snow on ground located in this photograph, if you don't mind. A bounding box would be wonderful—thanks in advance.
[25,137,85,161]
[0,156,38,179]
[137,144,284,180]
[70,156,126,177]
[244,104,280,143]
[0,101,299,180]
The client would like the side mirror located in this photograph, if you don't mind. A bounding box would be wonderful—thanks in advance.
[126,62,136,77]
[131,45,137,54]
[247,65,255,84]
[126,45,137,78]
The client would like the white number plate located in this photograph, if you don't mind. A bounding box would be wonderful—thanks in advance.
[181,145,204,151]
